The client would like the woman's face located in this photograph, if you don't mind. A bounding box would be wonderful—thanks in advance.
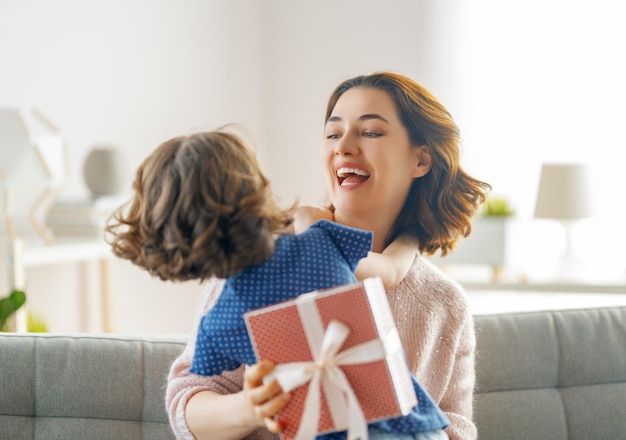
[321,87,431,227]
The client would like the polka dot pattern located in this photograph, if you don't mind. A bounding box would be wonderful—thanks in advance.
[189,219,449,438]
[189,220,372,376]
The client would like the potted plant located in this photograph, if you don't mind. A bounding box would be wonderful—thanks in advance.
[481,194,515,218]
[434,194,515,281]
[0,290,49,332]
[0,289,26,331]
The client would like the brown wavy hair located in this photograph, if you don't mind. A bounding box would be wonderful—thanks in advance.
[326,72,491,256]
[106,129,295,281]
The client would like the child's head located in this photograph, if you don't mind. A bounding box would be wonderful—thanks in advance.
[107,128,294,282]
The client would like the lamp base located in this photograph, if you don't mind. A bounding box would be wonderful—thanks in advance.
[554,221,588,282]
[554,252,587,282]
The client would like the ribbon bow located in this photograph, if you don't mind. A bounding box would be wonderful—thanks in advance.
[266,319,387,440]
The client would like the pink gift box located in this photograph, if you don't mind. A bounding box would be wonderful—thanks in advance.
[244,277,417,440]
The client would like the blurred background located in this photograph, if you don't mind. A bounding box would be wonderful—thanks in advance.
[1,0,625,333]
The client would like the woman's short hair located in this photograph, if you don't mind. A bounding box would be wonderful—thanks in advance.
[106,129,294,281]
[326,72,491,256]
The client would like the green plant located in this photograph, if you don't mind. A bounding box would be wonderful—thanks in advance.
[0,289,26,331]
[481,195,515,217]
[26,311,49,333]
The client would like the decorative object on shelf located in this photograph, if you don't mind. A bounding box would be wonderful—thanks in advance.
[45,194,128,238]
[534,162,595,280]
[0,108,67,244]
[83,147,126,197]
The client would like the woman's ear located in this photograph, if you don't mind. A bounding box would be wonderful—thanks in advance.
[411,145,432,178]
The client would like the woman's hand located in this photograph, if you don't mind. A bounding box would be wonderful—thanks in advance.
[185,361,291,440]
[293,206,334,233]
[243,360,291,433]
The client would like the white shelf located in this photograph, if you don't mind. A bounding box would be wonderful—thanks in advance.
[21,238,111,267]
[468,290,626,316]
[463,279,626,315]
[462,281,626,295]
[2,236,114,332]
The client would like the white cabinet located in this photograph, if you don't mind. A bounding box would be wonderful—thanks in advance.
[2,237,113,332]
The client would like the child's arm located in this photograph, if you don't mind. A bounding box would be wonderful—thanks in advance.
[293,206,334,233]
[355,234,418,290]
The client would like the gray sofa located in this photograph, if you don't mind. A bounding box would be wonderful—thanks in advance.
[474,305,626,439]
[0,333,187,440]
[1,305,625,439]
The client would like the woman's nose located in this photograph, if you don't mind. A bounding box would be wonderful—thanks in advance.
[334,132,359,156]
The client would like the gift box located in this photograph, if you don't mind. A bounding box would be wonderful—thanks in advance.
[243,277,417,440]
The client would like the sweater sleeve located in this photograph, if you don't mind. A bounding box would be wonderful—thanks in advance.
[438,306,477,440]
[165,278,223,439]
[389,257,477,440]
[165,278,278,440]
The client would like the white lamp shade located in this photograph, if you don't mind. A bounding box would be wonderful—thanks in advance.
[534,163,594,220]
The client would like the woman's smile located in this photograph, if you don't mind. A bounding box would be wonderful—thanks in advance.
[335,164,371,187]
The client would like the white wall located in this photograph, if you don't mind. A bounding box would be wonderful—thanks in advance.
[1,0,271,333]
[459,1,626,278]
[1,0,625,333]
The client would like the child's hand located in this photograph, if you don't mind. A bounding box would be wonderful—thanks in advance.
[243,360,291,433]
[293,206,334,233]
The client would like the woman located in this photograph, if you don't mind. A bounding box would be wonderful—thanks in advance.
[166,72,490,440]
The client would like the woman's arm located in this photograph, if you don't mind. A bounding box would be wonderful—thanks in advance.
[437,312,477,440]
[184,389,256,439]
[294,206,418,290]
[165,279,289,440]
[392,262,477,440]
[355,234,418,289]
[292,206,334,232]
[184,362,290,440]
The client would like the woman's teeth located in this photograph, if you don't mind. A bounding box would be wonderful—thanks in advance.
[336,167,370,186]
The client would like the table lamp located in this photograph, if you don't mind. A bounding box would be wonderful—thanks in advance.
[0,108,66,244]
[534,163,594,279]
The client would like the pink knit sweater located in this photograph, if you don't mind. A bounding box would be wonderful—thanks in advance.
[165,254,477,440]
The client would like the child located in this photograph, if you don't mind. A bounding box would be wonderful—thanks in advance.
[106,127,449,439]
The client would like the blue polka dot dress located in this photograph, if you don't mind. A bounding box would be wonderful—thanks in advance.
[190,220,372,376]
[320,383,450,439]
[189,219,449,437]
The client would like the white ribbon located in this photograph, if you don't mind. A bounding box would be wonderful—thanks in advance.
[265,294,388,440]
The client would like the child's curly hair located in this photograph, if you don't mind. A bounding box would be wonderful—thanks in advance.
[106,129,295,282]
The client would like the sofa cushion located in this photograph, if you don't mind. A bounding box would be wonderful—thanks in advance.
[0,333,186,440]
[3,306,625,439]
[474,306,626,440]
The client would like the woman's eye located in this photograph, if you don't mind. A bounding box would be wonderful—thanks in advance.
[326,133,341,139]
[363,131,382,138]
